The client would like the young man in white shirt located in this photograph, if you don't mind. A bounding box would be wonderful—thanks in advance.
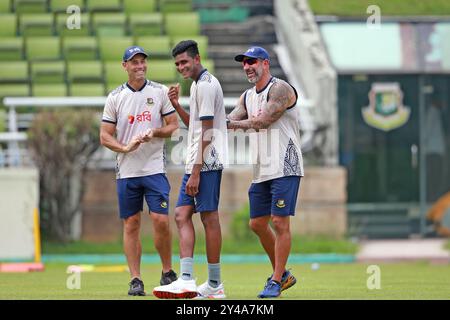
[153,40,228,299]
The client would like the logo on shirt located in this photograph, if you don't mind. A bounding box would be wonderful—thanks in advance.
[146,98,154,107]
[160,201,168,209]
[276,199,286,208]
[128,112,152,124]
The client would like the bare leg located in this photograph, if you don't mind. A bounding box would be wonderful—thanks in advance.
[123,212,142,279]
[150,211,172,273]
[174,205,195,258]
[200,211,222,263]
[249,215,276,270]
[271,215,291,283]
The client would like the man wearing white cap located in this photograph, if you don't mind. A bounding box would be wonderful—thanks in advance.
[228,46,304,298]
[100,46,179,296]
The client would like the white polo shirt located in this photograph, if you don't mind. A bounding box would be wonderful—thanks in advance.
[185,69,228,174]
[102,80,175,179]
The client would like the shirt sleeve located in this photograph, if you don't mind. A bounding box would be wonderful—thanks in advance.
[102,93,117,124]
[161,85,176,116]
[197,81,215,120]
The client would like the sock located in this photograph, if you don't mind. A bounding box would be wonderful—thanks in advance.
[180,257,194,280]
[208,263,221,288]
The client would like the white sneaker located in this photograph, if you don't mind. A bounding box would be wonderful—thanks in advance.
[152,278,198,299]
[196,281,226,299]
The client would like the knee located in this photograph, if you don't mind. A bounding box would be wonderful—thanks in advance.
[200,212,219,228]
[271,216,290,234]
[124,215,140,235]
[152,214,170,233]
[249,218,266,233]
[174,207,190,227]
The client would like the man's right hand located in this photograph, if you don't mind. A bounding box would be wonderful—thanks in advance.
[168,83,180,106]
[122,136,141,153]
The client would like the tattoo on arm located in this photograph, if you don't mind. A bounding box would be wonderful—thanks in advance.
[228,81,295,130]
[227,93,248,121]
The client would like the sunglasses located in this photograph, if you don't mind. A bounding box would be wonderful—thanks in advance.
[242,58,259,66]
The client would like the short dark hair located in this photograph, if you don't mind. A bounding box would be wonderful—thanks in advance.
[172,40,199,58]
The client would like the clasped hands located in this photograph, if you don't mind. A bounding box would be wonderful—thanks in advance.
[122,128,154,153]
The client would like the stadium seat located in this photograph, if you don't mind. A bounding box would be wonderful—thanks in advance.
[19,13,55,36]
[63,36,98,60]
[25,37,61,60]
[165,12,200,38]
[92,13,127,37]
[136,36,171,59]
[0,61,29,83]
[123,0,156,14]
[104,61,127,91]
[14,0,48,13]
[198,6,249,23]
[30,61,66,83]
[159,0,192,13]
[98,36,134,61]
[32,83,68,96]
[171,35,208,58]
[148,60,177,83]
[67,61,103,83]
[0,1,11,12]
[86,0,122,12]
[51,0,85,12]
[0,37,24,60]
[128,13,163,36]
[0,14,18,36]
[0,84,30,99]
[69,83,106,96]
[56,12,91,36]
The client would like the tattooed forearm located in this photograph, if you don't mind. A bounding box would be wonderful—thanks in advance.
[227,93,248,121]
[228,109,283,130]
[229,81,295,130]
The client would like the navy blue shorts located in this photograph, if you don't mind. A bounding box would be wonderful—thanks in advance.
[248,176,301,218]
[116,173,170,219]
[176,170,222,213]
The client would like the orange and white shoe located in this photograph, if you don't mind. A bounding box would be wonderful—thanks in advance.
[152,278,197,299]
[196,282,226,299]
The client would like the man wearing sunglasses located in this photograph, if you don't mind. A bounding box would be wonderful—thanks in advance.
[227,46,304,298]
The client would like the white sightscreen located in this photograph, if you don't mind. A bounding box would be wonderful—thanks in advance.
[0,168,39,260]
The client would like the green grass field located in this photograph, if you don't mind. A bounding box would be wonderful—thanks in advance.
[1,262,449,300]
[42,235,358,255]
[309,0,450,16]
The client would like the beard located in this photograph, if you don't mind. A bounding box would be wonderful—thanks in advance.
[246,68,262,84]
